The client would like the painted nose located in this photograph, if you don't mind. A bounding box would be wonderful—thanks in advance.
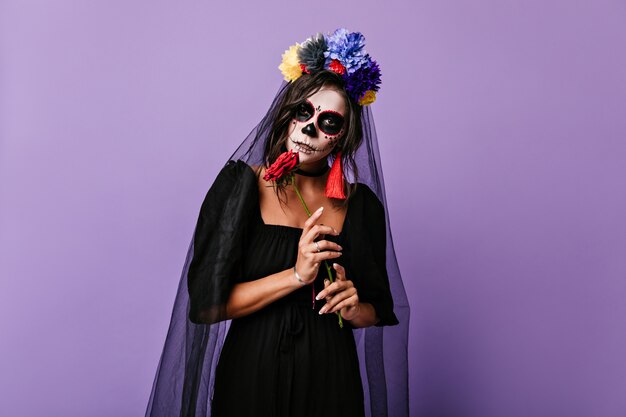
[301,122,317,137]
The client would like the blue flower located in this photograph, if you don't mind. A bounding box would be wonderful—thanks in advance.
[323,28,368,75]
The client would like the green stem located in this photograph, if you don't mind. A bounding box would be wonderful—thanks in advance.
[291,173,344,328]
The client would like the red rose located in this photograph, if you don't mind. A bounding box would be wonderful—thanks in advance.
[328,59,346,75]
[300,63,310,74]
[263,150,299,182]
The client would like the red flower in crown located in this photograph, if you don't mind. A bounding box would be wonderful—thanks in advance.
[263,150,299,183]
[299,63,311,74]
[328,59,346,75]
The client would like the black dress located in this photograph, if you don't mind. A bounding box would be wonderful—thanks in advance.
[187,160,399,417]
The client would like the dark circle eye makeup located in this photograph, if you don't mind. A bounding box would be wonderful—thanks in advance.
[293,99,345,136]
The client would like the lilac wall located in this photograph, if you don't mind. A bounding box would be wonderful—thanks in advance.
[1,1,625,416]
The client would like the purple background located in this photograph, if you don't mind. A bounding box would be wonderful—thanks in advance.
[1,1,625,416]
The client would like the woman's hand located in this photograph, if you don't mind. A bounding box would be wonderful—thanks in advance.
[316,263,361,321]
[295,206,343,285]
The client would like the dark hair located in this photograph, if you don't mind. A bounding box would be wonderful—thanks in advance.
[263,70,364,208]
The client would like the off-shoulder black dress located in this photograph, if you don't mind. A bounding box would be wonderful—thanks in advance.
[187,160,399,417]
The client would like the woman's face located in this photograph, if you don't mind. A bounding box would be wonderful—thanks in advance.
[285,86,347,166]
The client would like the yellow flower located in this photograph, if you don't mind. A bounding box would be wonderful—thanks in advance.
[358,90,377,106]
[278,43,303,82]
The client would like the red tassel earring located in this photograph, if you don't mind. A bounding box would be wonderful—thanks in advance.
[325,151,346,199]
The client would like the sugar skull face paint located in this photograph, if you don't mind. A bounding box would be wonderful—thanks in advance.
[285,86,347,163]
[294,100,345,136]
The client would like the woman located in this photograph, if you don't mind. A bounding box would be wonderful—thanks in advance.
[145,29,409,417]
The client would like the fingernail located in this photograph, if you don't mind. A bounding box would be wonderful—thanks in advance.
[333,263,338,267]
[338,245,343,250]
[315,293,322,300]
[317,206,324,212]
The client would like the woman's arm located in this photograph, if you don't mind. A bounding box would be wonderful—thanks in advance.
[224,268,303,320]
[224,207,343,321]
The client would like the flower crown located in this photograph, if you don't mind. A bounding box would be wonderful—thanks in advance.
[278,28,382,106]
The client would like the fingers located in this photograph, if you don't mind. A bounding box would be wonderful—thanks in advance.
[316,263,360,314]
[331,295,360,315]
[299,232,342,267]
[319,290,358,315]
[301,241,342,265]
[333,263,346,281]
[309,240,343,253]
[322,279,332,305]
[303,206,325,235]
[311,250,342,264]
[302,206,339,243]
[296,225,342,283]
[315,265,353,300]
[303,223,339,244]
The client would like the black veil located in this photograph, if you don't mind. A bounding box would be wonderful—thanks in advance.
[144,80,410,417]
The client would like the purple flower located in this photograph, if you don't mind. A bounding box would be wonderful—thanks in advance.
[344,55,382,102]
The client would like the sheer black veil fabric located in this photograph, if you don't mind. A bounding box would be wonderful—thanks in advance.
[144,80,410,417]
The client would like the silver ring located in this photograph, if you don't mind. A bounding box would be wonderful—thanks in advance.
[314,241,321,252]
